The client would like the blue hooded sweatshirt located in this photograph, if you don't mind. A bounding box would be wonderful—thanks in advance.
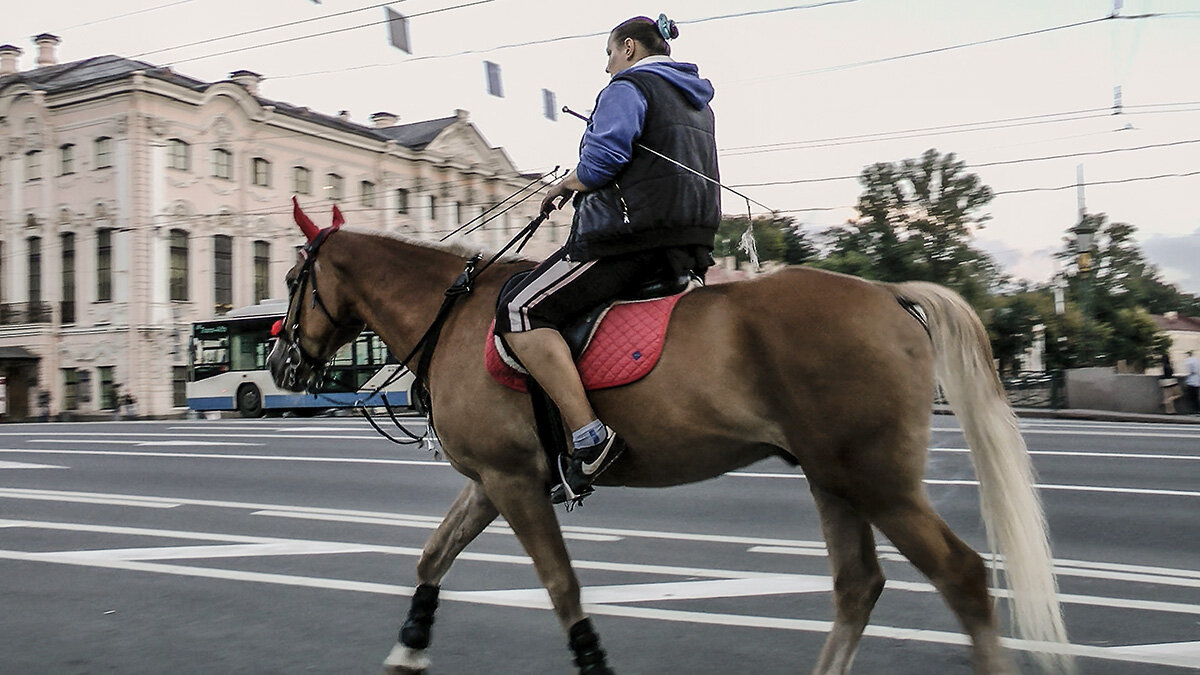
[575,57,716,190]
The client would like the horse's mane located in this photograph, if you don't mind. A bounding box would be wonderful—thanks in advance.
[344,226,532,263]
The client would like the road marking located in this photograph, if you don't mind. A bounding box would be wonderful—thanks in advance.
[252,510,622,543]
[0,432,387,440]
[0,449,445,467]
[0,535,1193,669]
[933,447,1200,461]
[459,576,834,607]
[37,542,379,561]
[167,425,426,432]
[0,490,180,508]
[0,460,66,469]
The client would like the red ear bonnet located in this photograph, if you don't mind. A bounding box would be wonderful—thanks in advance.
[270,319,283,337]
[331,204,345,230]
[292,196,319,242]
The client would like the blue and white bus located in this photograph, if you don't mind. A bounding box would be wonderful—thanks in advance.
[186,299,413,417]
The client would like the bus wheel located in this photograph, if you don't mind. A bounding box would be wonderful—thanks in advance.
[237,384,264,418]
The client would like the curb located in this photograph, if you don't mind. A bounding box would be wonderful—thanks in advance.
[934,405,1200,425]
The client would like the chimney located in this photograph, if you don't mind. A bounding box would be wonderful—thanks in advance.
[33,33,60,67]
[370,111,399,128]
[229,69,263,96]
[337,110,351,121]
[0,45,20,75]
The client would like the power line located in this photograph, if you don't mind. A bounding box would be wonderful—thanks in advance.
[718,103,1200,156]
[56,0,197,33]
[131,1,403,60]
[729,138,1200,188]
[164,0,496,67]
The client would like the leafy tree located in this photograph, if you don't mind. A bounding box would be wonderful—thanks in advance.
[716,215,817,267]
[814,148,1000,305]
[988,292,1041,376]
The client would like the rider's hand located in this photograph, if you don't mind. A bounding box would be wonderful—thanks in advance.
[540,183,575,216]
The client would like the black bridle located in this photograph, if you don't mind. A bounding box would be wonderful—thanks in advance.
[276,227,359,392]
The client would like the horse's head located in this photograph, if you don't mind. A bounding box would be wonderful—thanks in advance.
[267,197,366,392]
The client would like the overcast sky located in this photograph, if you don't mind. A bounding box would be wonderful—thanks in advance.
[6,0,1199,292]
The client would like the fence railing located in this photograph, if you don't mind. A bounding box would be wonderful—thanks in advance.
[935,370,1064,409]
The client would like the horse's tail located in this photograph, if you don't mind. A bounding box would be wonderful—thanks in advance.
[887,281,1073,673]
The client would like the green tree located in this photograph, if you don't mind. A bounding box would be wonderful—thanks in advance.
[716,215,817,267]
[988,292,1041,376]
[815,148,1000,305]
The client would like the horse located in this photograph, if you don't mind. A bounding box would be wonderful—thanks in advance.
[267,203,1073,674]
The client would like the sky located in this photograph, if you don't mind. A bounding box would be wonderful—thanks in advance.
[5,0,1199,292]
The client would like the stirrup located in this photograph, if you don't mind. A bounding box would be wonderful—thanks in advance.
[550,454,594,506]
[549,428,625,507]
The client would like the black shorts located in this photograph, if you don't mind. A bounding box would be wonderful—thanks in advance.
[496,246,699,334]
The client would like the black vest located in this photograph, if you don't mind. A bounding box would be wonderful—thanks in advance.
[567,68,721,261]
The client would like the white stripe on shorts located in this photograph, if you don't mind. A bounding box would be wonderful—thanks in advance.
[507,257,597,331]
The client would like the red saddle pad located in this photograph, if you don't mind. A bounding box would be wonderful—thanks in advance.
[485,293,686,393]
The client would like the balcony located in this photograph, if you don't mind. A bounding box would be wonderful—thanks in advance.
[0,302,54,325]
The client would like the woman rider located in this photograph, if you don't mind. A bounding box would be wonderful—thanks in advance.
[497,14,721,504]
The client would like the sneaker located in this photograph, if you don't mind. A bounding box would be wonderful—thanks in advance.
[550,427,626,505]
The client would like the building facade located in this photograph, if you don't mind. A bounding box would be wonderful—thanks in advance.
[0,36,559,420]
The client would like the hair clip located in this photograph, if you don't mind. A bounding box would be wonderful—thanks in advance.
[656,13,677,41]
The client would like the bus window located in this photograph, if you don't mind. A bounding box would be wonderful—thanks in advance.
[190,328,230,382]
[230,329,270,371]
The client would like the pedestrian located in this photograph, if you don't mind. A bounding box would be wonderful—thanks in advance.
[496,14,720,504]
[1184,350,1200,414]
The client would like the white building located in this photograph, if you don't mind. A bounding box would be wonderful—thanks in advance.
[0,35,558,420]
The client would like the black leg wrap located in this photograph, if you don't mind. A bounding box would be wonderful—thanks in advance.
[399,584,440,650]
[568,618,613,674]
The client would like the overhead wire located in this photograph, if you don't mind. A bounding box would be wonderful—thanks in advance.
[54,0,198,33]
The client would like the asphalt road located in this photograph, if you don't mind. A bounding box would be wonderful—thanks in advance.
[0,414,1197,674]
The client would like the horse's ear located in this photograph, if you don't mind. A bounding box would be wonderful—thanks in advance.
[293,196,319,242]
[331,204,345,230]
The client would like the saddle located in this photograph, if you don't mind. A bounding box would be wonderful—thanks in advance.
[485,269,695,393]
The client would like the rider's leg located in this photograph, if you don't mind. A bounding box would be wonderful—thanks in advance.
[503,328,597,432]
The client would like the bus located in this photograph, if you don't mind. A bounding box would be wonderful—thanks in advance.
[186,299,413,417]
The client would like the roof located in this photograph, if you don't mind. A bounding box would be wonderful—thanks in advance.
[1153,313,1200,333]
[0,55,460,150]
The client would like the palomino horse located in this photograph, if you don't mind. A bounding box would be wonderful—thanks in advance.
[267,204,1072,674]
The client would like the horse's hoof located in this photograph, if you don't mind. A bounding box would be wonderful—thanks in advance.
[383,643,430,674]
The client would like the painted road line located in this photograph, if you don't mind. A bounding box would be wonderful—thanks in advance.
[37,542,380,561]
[0,449,445,466]
[459,576,834,607]
[0,461,67,469]
[251,510,623,543]
[932,447,1200,461]
[0,543,1193,669]
[0,490,180,508]
[3,432,387,440]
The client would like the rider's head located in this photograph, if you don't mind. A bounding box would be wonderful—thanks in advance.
[606,15,677,76]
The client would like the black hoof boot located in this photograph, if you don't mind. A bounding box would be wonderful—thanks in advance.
[400,584,439,649]
[568,618,615,674]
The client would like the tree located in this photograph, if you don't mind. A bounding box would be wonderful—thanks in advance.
[715,215,817,267]
[814,148,1000,305]
[988,292,1040,376]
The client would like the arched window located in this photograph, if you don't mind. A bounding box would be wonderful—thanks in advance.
[96,228,113,302]
[326,173,343,201]
[213,234,232,313]
[211,148,232,180]
[360,180,375,207]
[167,139,190,171]
[395,188,409,215]
[251,157,271,187]
[94,137,112,169]
[293,166,311,195]
[61,232,75,323]
[25,150,41,181]
[27,236,42,304]
[253,241,271,303]
[59,144,75,175]
[169,229,189,301]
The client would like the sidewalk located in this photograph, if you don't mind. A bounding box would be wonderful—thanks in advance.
[934,404,1200,425]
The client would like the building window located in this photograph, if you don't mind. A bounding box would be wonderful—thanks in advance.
[326,173,343,201]
[542,89,558,121]
[395,188,409,215]
[428,195,437,221]
[252,157,271,187]
[0,241,4,304]
[95,137,112,169]
[167,139,190,171]
[253,240,270,304]
[60,144,75,175]
[173,366,187,407]
[211,148,232,180]
[25,150,41,181]
[213,234,232,313]
[361,180,375,207]
[61,233,75,324]
[98,366,116,410]
[0,156,4,184]
[62,368,79,411]
[293,166,310,195]
[169,229,189,301]
[96,228,112,302]
[454,201,463,224]
[28,236,42,304]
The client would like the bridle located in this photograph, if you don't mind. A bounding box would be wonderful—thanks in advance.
[274,201,358,392]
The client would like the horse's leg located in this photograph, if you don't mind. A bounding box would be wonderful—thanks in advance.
[384,480,499,675]
[870,498,1016,674]
[810,487,885,675]
[481,472,613,675]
